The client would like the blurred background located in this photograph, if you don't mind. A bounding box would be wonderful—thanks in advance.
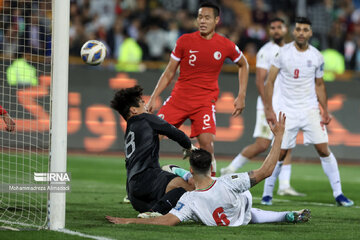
[1,0,359,160]
[66,0,360,74]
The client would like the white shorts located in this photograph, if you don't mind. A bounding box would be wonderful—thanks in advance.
[280,108,328,149]
[253,110,273,140]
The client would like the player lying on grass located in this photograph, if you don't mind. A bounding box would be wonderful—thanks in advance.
[106,112,311,226]
[110,85,196,216]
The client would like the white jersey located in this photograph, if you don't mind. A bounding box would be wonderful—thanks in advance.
[255,41,281,110]
[272,42,324,112]
[169,173,252,226]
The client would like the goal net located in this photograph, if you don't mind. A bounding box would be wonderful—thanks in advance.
[0,0,68,229]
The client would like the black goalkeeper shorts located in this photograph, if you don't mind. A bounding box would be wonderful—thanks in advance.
[127,168,178,213]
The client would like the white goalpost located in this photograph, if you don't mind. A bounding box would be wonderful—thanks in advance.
[0,0,69,230]
[49,0,69,230]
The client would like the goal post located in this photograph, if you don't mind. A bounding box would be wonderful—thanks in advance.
[0,0,69,230]
[49,0,70,230]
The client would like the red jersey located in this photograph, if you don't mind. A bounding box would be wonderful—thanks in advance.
[170,31,242,103]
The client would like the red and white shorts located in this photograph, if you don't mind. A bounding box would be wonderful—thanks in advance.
[157,96,216,138]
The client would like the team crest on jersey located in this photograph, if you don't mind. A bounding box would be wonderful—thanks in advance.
[231,175,238,179]
[214,51,222,60]
[174,201,185,211]
[307,60,312,67]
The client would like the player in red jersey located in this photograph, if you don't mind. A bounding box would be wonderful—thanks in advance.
[0,105,15,132]
[147,1,249,176]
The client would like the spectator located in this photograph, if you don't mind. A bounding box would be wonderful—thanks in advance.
[1,24,19,58]
[7,54,38,86]
[115,29,143,72]
[145,19,168,60]
[321,48,345,81]
[61,0,360,71]
[107,17,125,59]
[26,11,46,55]
[89,0,116,31]
[166,20,180,51]
[69,16,88,56]
[307,0,332,50]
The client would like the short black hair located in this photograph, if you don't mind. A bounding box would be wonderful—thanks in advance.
[199,1,220,17]
[269,17,285,25]
[295,17,312,26]
[110,85,143,120]
[190,149,212,175]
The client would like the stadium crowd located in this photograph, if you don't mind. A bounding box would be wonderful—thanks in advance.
[67,0,360,71]
[1,0,360,71]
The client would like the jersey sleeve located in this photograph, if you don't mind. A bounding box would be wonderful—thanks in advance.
[315,53,325,78]
[221,172,251,193]
[271,49,282,69]
[227,41,243,63]
[169,193,195,222]
[0,105,7,115]
[256,47,269,70]
[146,114,191,149]
[171,35,184,61]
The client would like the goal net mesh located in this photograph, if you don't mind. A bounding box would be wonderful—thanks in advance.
[0,0,52,229]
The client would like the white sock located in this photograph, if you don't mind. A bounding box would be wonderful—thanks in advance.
[262,161,283,198]
[320,152,342,198]
[229,153,249,170]
[278,164,291,190]
[250,208,289,223]
[211,157,216,173]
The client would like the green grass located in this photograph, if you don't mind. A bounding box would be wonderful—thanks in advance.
[1,154,360,240]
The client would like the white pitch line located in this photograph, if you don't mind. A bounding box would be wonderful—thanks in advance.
[56,228,115,240]
[253,197,360,208]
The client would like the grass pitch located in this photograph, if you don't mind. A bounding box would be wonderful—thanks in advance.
[1,154,359,240]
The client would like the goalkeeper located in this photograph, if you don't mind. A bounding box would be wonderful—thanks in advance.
[110,85,195,216]
[107,112,311,226]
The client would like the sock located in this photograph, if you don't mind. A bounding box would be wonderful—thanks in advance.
[320,152,342,198]
[262,161,283,198]
[250,208,289,223]
[173,167,192,181]
[278,164,291,190]
[151,187,186,215]
[229,153,249,170]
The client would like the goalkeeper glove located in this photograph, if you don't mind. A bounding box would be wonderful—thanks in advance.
[183,144,198,159]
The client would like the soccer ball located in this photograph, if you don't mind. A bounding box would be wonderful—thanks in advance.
[80,40,107,65]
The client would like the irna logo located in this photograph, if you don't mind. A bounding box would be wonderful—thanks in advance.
[34,172,71,182]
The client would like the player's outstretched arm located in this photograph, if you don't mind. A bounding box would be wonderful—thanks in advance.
[3,113,16,132]
[147,58,180,113]
[264,65,280,125]
[147,114,191,150]
[106,213,180,226]
[233,55,249,117]
[248,112,285,187]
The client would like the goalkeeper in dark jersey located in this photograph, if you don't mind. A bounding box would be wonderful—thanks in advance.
[111,85,195,216]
